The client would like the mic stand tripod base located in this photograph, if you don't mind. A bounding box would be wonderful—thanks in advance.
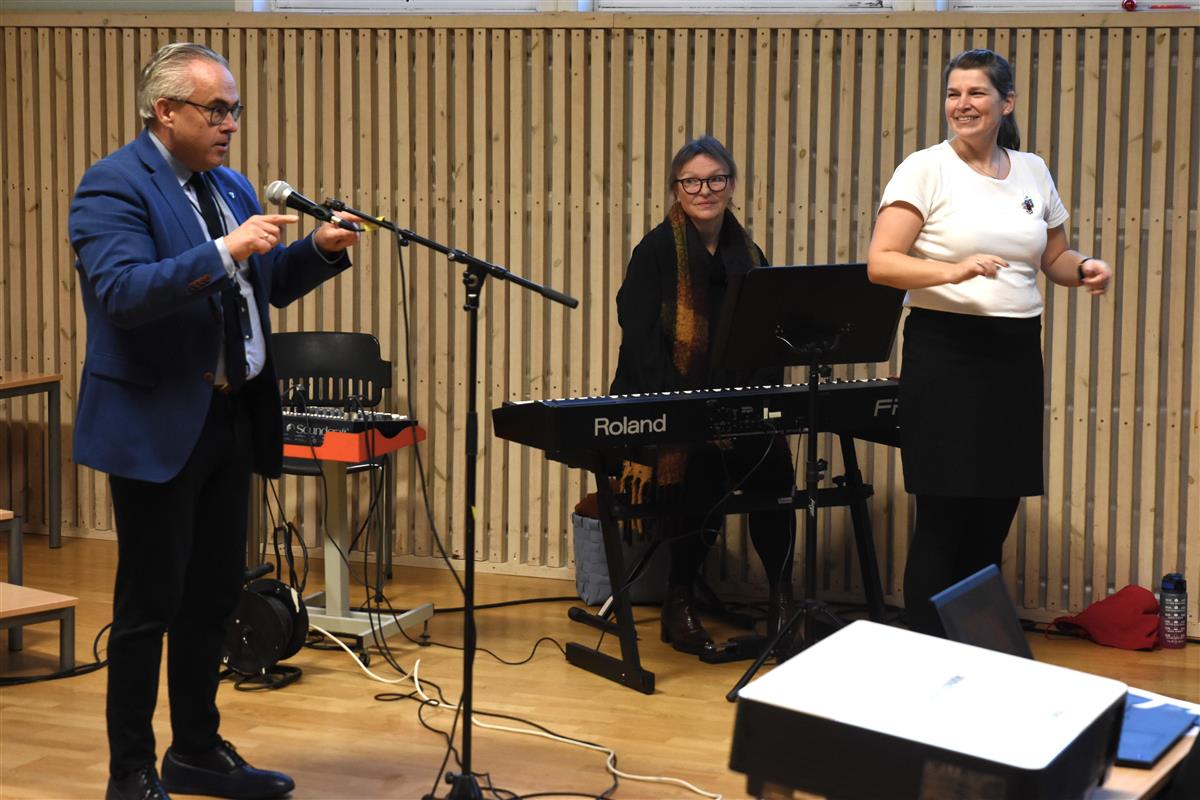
[700,613,810,665]
[724,600,845,702]
[700,634,770,664]
[443,771,484,800]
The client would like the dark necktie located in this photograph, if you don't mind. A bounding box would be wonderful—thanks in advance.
[189,172,248,390]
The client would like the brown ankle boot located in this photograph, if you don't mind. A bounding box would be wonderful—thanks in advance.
[767,581,795,639]
[660,584,714,655]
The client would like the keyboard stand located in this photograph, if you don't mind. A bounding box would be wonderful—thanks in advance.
[564,456,656,694]
[563,434,887,694]
[837,434,887,623]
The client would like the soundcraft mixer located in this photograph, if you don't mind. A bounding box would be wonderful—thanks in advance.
[281,407,414,447]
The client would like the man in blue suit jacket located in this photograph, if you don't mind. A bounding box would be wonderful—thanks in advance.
[69,42,359,800]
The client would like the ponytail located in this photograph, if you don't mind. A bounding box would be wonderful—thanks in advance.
[998,114,1021,151]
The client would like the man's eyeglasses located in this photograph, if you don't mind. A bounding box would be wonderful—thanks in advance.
[675,174,730,195]
[170,98,244,126]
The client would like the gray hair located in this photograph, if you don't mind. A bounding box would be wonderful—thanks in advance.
[137,42,229,125]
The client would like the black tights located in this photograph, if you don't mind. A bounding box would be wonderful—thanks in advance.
[666,436,795,589]
[903,494,1020,637]
[668,507,795,588]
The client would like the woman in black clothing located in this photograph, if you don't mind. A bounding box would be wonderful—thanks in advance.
[867,50,1111,636]
[609,136,796,655]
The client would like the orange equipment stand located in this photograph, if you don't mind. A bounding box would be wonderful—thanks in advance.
[286,425,433,642]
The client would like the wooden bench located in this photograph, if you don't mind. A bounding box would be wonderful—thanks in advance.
[1,509,22,647]
[1,510,19,576]
[0,582,76,671]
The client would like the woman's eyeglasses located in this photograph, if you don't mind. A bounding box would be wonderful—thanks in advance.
[675,174,730,195]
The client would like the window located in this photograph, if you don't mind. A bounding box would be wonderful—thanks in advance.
[948,0,1197,8]
[270,0,1197,12]
[271,0,543,12]
[594,0,893,9]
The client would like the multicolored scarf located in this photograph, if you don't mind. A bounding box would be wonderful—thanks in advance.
[661,201,761,388]
[664,201,710,388]
[625,203,763,503]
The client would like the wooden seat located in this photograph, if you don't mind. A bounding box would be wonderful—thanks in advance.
[1,509,22,649]
[0,509,19,585]
[0,582,76,671]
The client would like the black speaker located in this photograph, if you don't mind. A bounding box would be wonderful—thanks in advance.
[221,579,309,676]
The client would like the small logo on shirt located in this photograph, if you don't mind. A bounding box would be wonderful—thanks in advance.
[1022,196,1035,214]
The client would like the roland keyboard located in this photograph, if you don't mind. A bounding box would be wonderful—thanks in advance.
[491,378,900,467]
[282,408,416,447]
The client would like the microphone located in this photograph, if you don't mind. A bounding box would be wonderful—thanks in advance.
[265,180,362,232]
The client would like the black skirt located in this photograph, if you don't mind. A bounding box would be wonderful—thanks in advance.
[899,307,1044,497]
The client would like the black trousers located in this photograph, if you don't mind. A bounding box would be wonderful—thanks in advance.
[106,389,253,778]
[667,435,796,589]
[903,494,1020,637]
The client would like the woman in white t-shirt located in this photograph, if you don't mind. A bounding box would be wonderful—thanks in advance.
[867,49,1111,636]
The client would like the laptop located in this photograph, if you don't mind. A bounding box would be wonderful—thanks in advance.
[932,565,1198,769]
[930,564,1034,659]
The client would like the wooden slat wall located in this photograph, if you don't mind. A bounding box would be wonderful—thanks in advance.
[1,12,1196,633]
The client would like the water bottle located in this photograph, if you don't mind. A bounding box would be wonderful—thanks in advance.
[1159,573,1188,649]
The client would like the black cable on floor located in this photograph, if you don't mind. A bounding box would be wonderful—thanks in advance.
[375,691,618,800]
[0,621,110,686]
[395,621,567,666]
[430,595,580,613]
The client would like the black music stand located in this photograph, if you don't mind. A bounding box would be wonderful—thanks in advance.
[712,264,904,371]
[714,264,903,699]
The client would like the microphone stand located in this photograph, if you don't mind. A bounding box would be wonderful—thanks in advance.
[325,199,578,798]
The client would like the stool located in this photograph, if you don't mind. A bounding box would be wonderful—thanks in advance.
[1,509,19,582]
[0,582,76,670]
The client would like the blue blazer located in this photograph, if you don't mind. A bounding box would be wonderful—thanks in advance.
[69,128,351,483]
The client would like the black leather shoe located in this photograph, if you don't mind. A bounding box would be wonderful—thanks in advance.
[660,584,715,655]
[106,766,170,800]
[161,740,294,800]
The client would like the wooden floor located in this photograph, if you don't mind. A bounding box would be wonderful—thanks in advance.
[1,536,1197,800]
